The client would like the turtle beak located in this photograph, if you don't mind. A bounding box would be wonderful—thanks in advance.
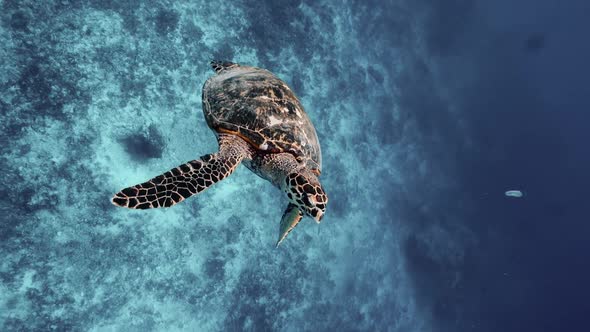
[314,210,324,223]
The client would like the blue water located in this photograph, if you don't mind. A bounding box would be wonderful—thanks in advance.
[1,1,589,331]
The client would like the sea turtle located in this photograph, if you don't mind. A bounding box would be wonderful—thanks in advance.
[112,61,328,246]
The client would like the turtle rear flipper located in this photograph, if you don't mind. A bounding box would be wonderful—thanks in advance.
[112,135,251,209]
[210,60,238,74]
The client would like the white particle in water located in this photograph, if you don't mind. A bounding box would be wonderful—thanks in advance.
[505,190,523,198]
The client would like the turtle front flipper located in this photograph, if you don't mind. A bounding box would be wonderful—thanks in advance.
[276,203,304,247]
[111,134,251,209]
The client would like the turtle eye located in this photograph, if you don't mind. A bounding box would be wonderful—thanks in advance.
[302,184,316,194]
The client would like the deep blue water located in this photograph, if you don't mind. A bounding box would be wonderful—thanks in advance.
[1,0,589,331]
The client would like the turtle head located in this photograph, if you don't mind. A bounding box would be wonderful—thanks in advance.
[283,169,328,222]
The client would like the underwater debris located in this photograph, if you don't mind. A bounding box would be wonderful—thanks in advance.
[505,190,523,198]
[524,34,545,53]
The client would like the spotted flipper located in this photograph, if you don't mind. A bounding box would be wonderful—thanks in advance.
[276,203,304,247]
[111,135,250,209]
[210,60,238,74]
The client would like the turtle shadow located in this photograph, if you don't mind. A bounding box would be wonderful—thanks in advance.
[119,125,165,161]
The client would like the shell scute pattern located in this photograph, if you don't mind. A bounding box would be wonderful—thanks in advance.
[203,66,321,171]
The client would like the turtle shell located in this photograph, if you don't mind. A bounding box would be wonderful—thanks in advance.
[202,65,322,172]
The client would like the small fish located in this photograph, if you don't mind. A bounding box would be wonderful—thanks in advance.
[505,190,523,198]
